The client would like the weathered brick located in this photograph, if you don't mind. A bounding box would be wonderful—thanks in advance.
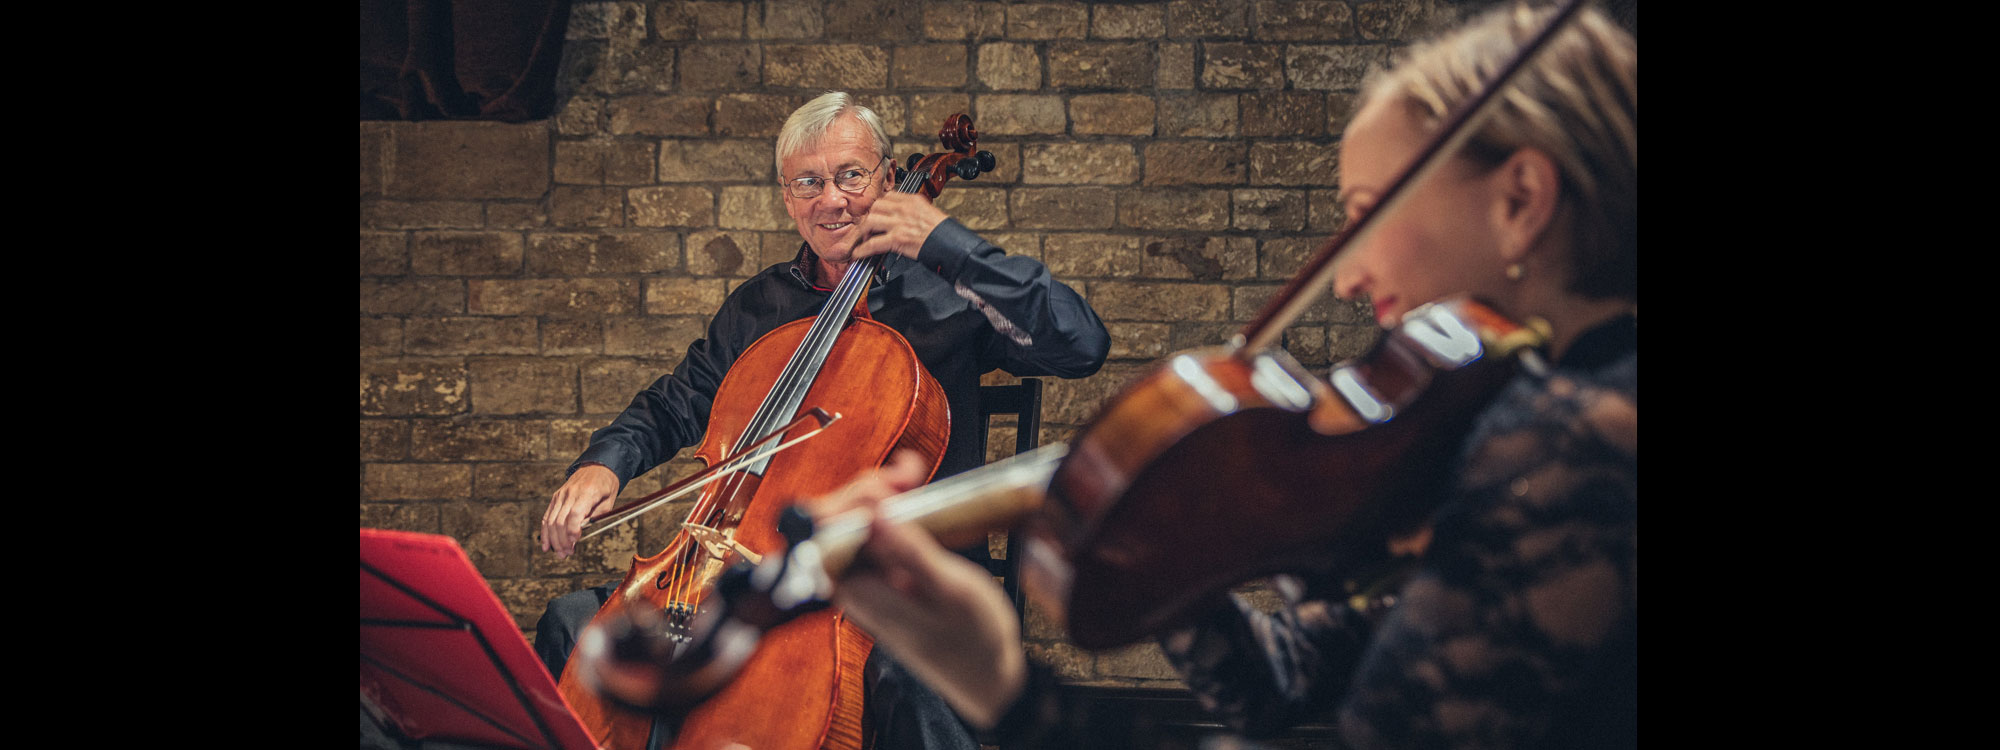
[1158,43,1195,89]
[1309,187,1345,231]
[976,95,1067,135]
[1023,143,1138,185]
[360,123,387,197]
[1326,91,1361,136]
[361,279,465,315]
[544,319,603,355]
[1259,235,1323,279]
[1233,188,1308,231]
[689,1,746,39]
[471,358,577,414]
[629,185,716,227]
[555,97,604,137]
[1069,94,1156,136]
[412,419,545,461]
[715,93,802,138]
[1156,94,1238,137]
[549,418,607,461]
[1141,235,1255,280]
[1168,321,1240,352]
[1118,189,1231,231]
[1253,0,1355,40]
[855,94,908,137]
[826,0,922,40]
[473,462,569,503]
[360,317,403,358]
[565,2,646,43]
[582,358,679,414]
[406,317,540,355]
[442,501,537,577]
[360,503,440,533]
[363,463,472,501]
[1242,91,1327,137]
[748,0,823,39]
[1144,141,1246,186]
[1250,141,1342,186]
[1280,324,1330,366]
[1355,0,1437,40]
[681,230,755,276]
[1231,283,1358,322]
[646,277,730,316]
[1011,187,1115,229]
[765,45,889,89]
[551,186,626,227]
[604,316,707,358]
[572,42,679,95]
[1047,43,1152,89]
[1328,321,1383,360]
[933,188,1009,230]
[719,186,790,231]
[362,200,485,229]
[1008,3,1089,40]
[981,232,1041,261]
[1106,322,1170,360]
[361,232,407,275]
[412,231,524,275]
[1098,642,1182,680]
[1092,281,1231,322]
[1044,233,1143,278]
[360,419,411,461]
[488,202,549,229]
[1286,44,1390,91]
[1168,0,1248,37]
[608,95,710,136]
[1201,43,1285,89]
[528,232,680,276]
[1092,4,1165,39]
[387,122,551,200]
[556,139,656,186]
[1039,361,1148,422]
[680,44,762,91]
[910,94,972,140]
[977,42,1041,90]
[360,360,469,416]
[1026,641,1092,680]
[894,44,969,88]
[469,278,639,316]
[923,2,1006,39]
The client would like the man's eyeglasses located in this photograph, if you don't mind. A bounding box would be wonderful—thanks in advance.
[782,157,892,200]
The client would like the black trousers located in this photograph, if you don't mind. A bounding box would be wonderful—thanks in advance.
[535,580,979,750]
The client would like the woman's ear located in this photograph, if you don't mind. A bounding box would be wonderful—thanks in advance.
[1494,148,1562,263]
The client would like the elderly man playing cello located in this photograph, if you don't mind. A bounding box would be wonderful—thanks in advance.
[535,92,1110,750]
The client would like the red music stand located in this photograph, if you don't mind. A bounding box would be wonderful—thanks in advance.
[360,528,595,750]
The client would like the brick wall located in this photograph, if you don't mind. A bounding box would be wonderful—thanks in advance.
[361,0,1498,690]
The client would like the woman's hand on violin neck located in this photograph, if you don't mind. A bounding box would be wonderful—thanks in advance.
[541,464,619,558]
[852,192,947,264]
[818,452,1027,730]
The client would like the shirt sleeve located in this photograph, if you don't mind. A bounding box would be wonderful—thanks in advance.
[915,218,1110,379]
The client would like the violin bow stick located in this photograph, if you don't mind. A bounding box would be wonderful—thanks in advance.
[575,408,843,542]
[1239,0,1588,354]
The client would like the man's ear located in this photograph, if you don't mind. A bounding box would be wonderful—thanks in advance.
[1494,148,1561,263]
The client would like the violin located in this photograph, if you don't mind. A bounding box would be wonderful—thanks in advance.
[554,114,996,750]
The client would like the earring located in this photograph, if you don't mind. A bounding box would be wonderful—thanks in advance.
[1505,262,1526,281]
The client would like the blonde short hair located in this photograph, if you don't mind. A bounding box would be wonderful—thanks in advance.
[775,92,892,176]
[1362,3,1637,301]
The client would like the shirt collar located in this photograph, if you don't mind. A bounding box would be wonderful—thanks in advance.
[787,243,889,292]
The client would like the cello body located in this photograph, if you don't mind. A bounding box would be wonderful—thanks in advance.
[558,312,949,750]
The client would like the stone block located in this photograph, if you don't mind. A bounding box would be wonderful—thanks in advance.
[405,317,540,356]
[1117,189,1231,231]
[1043,233,1144,279]
[555,96,603,137]
[387,122,550,200]
[764,44,889,89]
[679,43,762,91]
[550,186,626,227]
[1249,141,1342,186]
[1007,3,1088,40]
[362,201,485,229]
[748,0,823,39]
[856,94,907,137]
[487,203,549,229]
[689,1,746,39]
[1155,94,1237,137]
[361,123,386,197]
[923,1,1006,40]
[471,358,577,415]
[910,94,972,141]
[1143,141,1246,186]
[360,419,412,461]
[604,316,708,358]
[1047,42,1151,89]
[473,462,570,503]
[1097,642,1182,680]
[412,419,545,462]
[360,318,403,358]
[411,231,524,275]
[442,501,538,578]
[1231,283,1360,323]
[977,42,1041,90]
[1328,321,1383,360]
[1286,44,1390,91]
[685,230,759,276]
[629,186,716,228]
[1252,0,1355,40]
[1281,324,1330,366]
[555,139,657,185]
[363,463,472,501]
[1158,43,1195,89]
[1069,94,1155,136]
[1091,281,1231,322]
[582,358,679,414]
[608,95,711,136]
[826,0,923,40]
[1038,361,1148,423]
[1092,4,1165,39]
[1141,235,1255,280]
[1022,143,1137,185]
[1200,43,1285,90]
[719,186,791,231]
[361,231,407,275]
[933,188,1008,230]
[527,232,680,276]
[1232,188,1308,231]
[646,277,730,316]
[1010,187,1115,229]
[360,279,466,315]
[360,360,470,416]
[1168,0,1247,37]
[1309,187,1345,231]
[543,319,603,355]
[469,278,640,316]
[976,95,1067,135]
[1025,641,1092,680]
[716,93,803,138]
[1356,0,1439,40]
[894,44,969,88]
[1106,321,1170,360]
[1258,235,1321,279]
[360,503,441,533]
[565,2,646,43]
[1242,91,1327,137]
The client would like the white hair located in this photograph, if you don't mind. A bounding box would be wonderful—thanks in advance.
[774,91,891,176]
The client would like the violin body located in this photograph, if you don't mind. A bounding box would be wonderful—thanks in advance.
[1029,298,1535,648]
[558,314,949,750]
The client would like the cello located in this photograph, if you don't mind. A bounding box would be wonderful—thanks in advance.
[554,114,997,750]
